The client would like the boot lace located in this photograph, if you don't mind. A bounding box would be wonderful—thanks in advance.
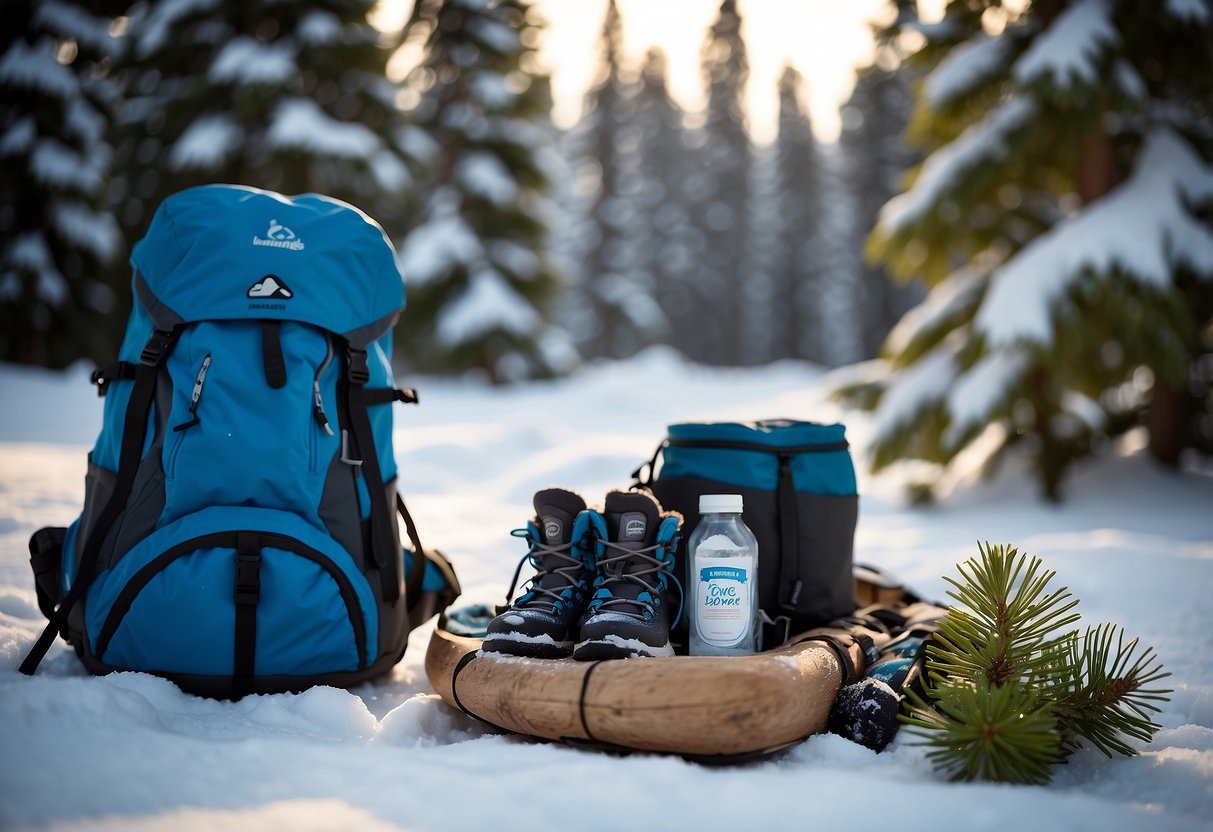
[504,528,586,614]
[591,538,684,627]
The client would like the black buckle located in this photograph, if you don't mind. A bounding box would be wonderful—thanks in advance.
[140,329,174,367]
[346,348,369,385]
[90,368,109,397]
[91,363,135,396]
[235,551,262,605]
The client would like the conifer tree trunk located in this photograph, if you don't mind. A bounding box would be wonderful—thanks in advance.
[1075,121,1185,467]
[1148,378,1184,467]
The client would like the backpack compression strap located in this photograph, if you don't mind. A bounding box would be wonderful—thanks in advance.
[343,345,401,604]
[397,493,426,610]
[20,327,180,675]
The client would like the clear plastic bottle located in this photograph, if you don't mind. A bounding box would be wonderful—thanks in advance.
[687,494,760,656]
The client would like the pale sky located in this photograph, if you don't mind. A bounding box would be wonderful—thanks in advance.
[373,0,947,145]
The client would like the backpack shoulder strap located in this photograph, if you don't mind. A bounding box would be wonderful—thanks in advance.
[20,327,180,675]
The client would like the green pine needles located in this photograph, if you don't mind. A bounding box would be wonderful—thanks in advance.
[902,542,1171,784]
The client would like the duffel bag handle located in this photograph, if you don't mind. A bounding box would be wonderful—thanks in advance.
[630,439,668,487]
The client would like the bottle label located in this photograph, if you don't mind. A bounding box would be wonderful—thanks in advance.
[694,555,752,646]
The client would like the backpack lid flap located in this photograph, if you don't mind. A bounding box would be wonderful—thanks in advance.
[131,185,404,346]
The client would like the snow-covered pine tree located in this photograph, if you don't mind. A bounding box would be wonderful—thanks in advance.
[397,0,572,382]
[111,0,413,243]
[695,0,751,366]
[840,0,1213,499]
[1,1,125,367]
[770,64,825,363]
[838,47,921,361]
[571,0,664,359]
[630,48,701,359]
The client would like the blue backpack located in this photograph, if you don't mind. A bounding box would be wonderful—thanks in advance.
[21,185,459,697]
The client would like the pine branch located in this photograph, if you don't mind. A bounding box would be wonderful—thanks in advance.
[929,542,1080,685]
[902,542,1170,784]
[1052,623,1172,757]
[903,678,1061,784]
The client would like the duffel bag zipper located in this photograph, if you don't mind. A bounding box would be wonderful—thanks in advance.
[776,452,802,609]
[637,437,850,483]
[92,530,368,669]
[664,437,850,454]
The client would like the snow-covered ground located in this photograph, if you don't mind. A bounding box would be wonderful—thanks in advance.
[2,349,1211,831]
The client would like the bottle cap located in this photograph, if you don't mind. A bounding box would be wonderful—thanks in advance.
[699,494,743,514]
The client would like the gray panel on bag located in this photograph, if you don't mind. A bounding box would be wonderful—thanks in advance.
[794,492,859,623]
[102,368,172,570]
[318,435,409,663]
[319,450,367,571]
[71,454,119,643]
[79,455,117,565]
[379,479,408,660]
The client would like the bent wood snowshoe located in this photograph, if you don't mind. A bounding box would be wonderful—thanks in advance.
[425,579,943,759]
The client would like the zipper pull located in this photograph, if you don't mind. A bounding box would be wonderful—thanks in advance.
[173,354,211,432]
[313,380,336,436]
[312,335,336,436]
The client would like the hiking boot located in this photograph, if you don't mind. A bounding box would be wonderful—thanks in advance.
[483,489,595,659]
[573,491,682,660]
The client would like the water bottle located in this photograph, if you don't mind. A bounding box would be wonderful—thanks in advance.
[688,494,760,656]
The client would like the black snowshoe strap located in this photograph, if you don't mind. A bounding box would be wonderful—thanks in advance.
[21,327,180,676]
[794,630,874,686]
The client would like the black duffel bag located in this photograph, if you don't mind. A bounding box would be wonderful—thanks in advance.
[633,420,859,646]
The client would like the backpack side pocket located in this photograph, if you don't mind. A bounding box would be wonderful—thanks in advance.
[29,526,67,621]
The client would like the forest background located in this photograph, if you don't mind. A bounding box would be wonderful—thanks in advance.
[2,0,1210,500]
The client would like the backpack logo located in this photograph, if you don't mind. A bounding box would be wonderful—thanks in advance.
[252,219,305,251]
[247,275,293,300]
